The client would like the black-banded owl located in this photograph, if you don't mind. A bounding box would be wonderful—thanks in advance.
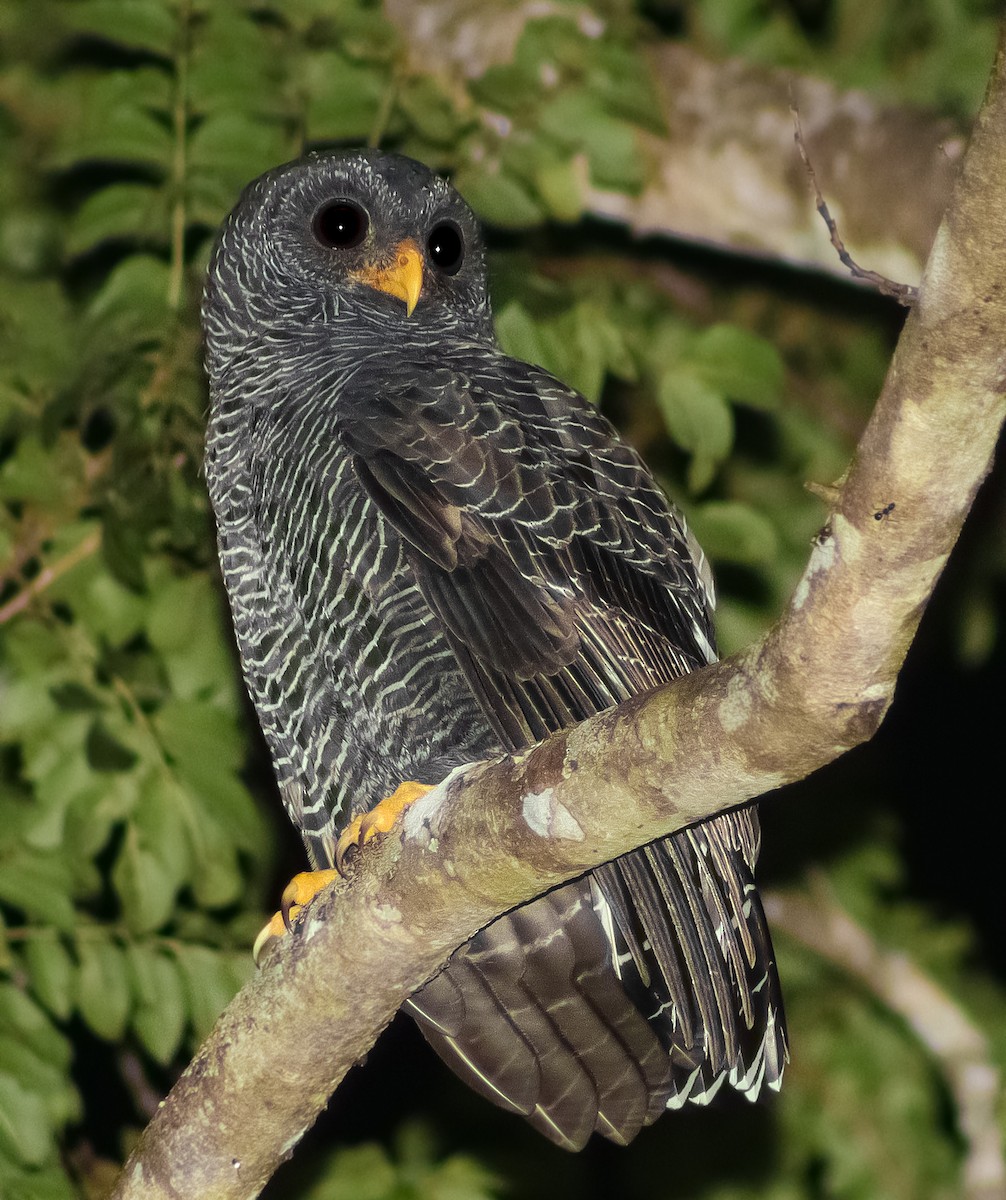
[202,149,787,1150]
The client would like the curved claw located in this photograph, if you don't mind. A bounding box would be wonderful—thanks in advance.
[252,869,340,965]
[253,910,288,965]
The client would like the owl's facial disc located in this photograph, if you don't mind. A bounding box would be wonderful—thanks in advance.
[349,238,424,317]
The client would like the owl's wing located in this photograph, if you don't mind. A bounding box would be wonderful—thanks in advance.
[338,355,716,698]
[339,351,786,1143]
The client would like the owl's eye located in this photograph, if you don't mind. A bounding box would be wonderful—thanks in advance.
[427,222,464,275]
[313,201,368,249]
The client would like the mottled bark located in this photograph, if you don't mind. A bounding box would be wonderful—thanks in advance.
[112,37,1006,1200]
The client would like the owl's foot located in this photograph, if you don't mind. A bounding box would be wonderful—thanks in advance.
[253,869,340,963]
[253,780,433,964]
[335,780,433,872]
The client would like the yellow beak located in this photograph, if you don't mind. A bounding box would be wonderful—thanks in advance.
[350,238,424,317]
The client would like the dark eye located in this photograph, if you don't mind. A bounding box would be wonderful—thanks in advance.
[427,222,464,275]
[313,201,368,248]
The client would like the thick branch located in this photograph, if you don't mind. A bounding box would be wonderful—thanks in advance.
[590,43,964,284]
[385,1,965,283]
[113,38,1006,1200]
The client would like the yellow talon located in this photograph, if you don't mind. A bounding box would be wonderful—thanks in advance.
[253,781,432,964]
[280,868,341,927]
[335,780,433,871]
[253,868,339,964]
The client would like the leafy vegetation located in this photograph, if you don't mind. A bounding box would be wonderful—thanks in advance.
[0,1,1003,1197]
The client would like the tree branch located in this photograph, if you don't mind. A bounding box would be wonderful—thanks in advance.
[112,36,1006,1200]
[766,880,1006,1200]
[385,0,966,284]
[593,43,964,285]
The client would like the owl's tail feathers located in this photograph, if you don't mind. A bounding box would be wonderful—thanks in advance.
[593,808,788,1112]
[406,808,787,1149]
[406,880,672,1150]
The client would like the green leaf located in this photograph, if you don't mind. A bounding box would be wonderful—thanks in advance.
[188,811,244,910]
[146,571,241,703]
[711,595,775,656]
[153,702,269,855]
[308,1143,397,1200]
[187,11,287,116]
[187,113,290,194]
[0,855,77,933]
[452,168,543,229]
[153,699,243,776]
[128,946,187,1064]
[1,624,82,717]
[76,937,132,1041]
[536,93,643,191]
[85,254,171,337]
[0,1161,78,1200]
[690,501,779,566]
[0,209,61,276]
[65,182,167,256]
[112,824,178,934]
[59,0,178,57]
[0,436,77,504]
[0,1039,79,1131]
[85,718,140,773]
[690,324,785,410]
[302,52,388,143]
[656,369,734,491]
[0,1075,52,1169]
[48,683,103,714]
[63,770,141,864]
[300,1123,503,1200]
[533,156,584,222]
[66,568,149,646]
[338,8,401,62]
[99,506,149,591]
[469,62,540,113]
[176,944,240,1040]
[513,14,588,77]
[46,71,173,170]
[23,712,104,850]
[589,41,666,132]
[0,281,76,400]
[136,770,196,875]
[494,301,552,372]
[956,586,998,666]
[22,937,76,1022]
[588,307,637,383]
[0,986,71,1071]
[397,76,465,145]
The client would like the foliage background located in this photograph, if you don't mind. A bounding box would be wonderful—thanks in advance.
[0,1,1003,1197]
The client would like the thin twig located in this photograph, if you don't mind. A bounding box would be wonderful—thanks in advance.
[0,529,101,625]
[119,1049,169,1123]
[167,0,192,312]
[368,71,400,149]
[791,95,918,306]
